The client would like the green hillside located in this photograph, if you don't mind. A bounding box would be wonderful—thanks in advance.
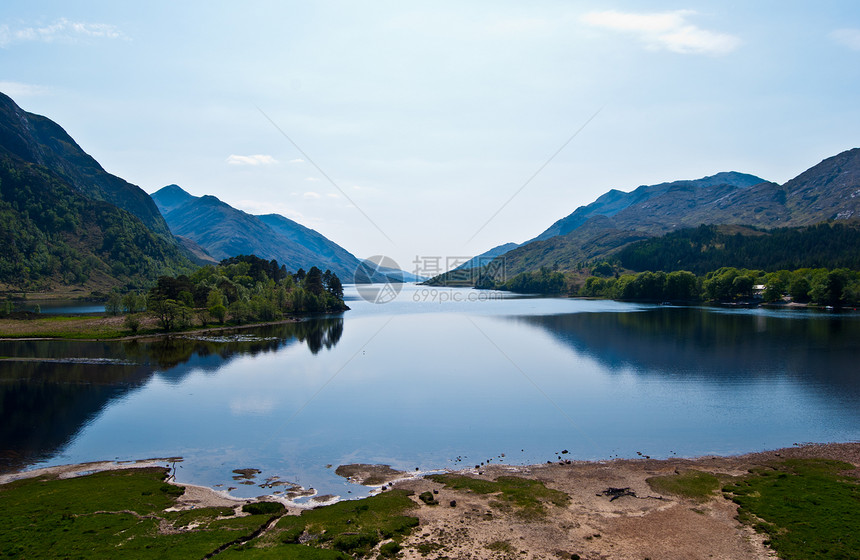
[0,156,193,292]
[617,223,860,274]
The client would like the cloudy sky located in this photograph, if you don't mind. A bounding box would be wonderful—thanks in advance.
[2,1,859,273]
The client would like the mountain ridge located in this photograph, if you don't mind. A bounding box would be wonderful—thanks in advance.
[0,92,194,292]
[152,185,366,280]
[0,92,173,239]
[431,150,860,284]
[492,150,860,278]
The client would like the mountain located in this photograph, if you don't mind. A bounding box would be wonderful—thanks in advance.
[0,93,194,292]
[449,150,860,282]
[152,185,370,280]
[455,242,520,271]
[0,92,172,238]
[444,172,766,279]
[256,214,362,275]
[532,171,766,242]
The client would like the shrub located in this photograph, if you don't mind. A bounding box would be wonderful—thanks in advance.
[242,501,285,515]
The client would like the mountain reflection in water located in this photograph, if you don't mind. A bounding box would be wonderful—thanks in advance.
[0,318,344,473]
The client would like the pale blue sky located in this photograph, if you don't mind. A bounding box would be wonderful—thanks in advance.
[2,1,859,271]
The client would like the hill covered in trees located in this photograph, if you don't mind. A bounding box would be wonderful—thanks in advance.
[0,92,194,293]
[0,156,193,292]
[616,223,860,274]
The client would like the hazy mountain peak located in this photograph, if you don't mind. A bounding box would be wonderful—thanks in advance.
[151,184,195,214]
[533,171,767,242]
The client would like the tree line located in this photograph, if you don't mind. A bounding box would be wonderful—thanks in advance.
[578,267,860,307]
[108,254,347,332]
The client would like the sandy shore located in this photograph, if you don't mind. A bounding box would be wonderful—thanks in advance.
[3,443,857,559]
[370,442,860,560]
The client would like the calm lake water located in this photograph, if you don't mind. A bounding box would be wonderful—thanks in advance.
[1,285,859,501]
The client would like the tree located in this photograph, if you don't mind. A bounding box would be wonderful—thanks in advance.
[122,292,146,314]
[789,275,811,303]
[762,273,788,303]
[304,266,324,296]
[124,313,142,333]
[209,304,227,324]
[147,298,190,331]
[323,270,344,299]
[106,292,122,316]
[666,271,699,301]
[732,275,755,299]
[810,269,848,307]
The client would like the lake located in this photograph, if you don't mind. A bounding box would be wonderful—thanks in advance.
[1,284,859,502]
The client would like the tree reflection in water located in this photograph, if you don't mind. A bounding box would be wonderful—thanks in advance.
[0,317,344,473]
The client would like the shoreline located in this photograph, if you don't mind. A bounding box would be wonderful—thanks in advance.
[0,316,304,342]
[5,441,857,506]
[3,442,857,558]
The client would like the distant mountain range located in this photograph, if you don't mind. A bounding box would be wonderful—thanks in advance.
[152,185,422,283]
[0,91,417,294]
[151,184,362,279]
[0,92,193,293]
[4,90,857,294]
[445,150,860,281]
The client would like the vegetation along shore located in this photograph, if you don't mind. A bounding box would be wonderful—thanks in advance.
[0,255,348,340]
[1,443,857,559]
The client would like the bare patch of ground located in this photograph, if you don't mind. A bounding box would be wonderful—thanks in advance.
[390,443,859,560]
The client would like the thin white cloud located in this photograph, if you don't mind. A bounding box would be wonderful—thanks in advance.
[0,18,126,47]
[226,154,278,166]
[326,193,340,199]
[830,28,860,51]
[0,81,51,97]
[305,176,320,182]
[288,158,305,164]
[581,10,741,55]
[303,191,321,199]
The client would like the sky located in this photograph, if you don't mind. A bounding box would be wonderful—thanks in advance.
[2,1,860,275]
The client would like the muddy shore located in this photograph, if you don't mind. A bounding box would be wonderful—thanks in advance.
[3,442,857,559]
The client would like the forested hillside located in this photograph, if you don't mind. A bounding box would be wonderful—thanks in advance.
[0,157,192,292]
[617,223,860,274]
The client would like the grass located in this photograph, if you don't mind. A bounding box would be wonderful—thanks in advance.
[646,469,722,502]
[0,314,300,340]
[485,539,514,553]
[0,467,271,559]
[232,489,419,558]
[0,315,133,339]
[0,468,422,559]
[427,474,569,519]
[722,459,860,560]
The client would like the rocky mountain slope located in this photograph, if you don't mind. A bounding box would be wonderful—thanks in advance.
[152,185,365,280]
[489,150,860,278]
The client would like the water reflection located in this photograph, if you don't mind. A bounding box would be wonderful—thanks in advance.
[0,318,343,473]
[515,308,860,398]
